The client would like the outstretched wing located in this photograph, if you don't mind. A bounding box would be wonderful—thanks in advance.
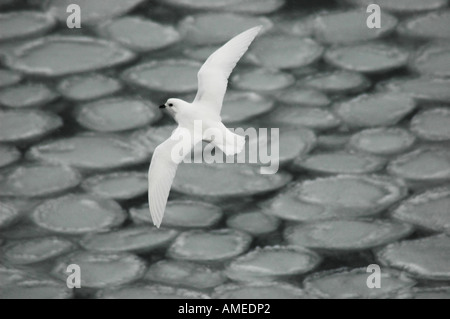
[148,127,199,228]
[193,26,262,114]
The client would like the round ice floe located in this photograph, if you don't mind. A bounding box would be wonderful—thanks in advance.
[172,163,291,198]
[57,74,122,102]
[410,108,450,141]
[46,0,145,25]
[334,93,416,128]
[0,201,19,229]
[387,147,450,187]
[225,246,321,282]
[0,11,55,42]
[225,0,284,14]
[0,83,59,108]
[74,97,161,132]
[160,0,284,15]
[274,87,330,107]
[410,287,450,299]
[289,66,318,78]
[179,13,272,46]
[97,17,180,52]
[220,91,274,124]
[183,45,221,62]
[317,133,351,150]
[246,127,316,166]
[278,15,315,37]
[130,201,223,229]
[122,59,200,93]
[325,42,409,74]
[0,164,81,197]
[304,268,415,299]
[397,10,450,40]
[379,77,450,103]
[0,198,42,216]
[27,134,148,171]
[249,35,322,69]
[392,187,450,234]
[97,284,209,299]
[298,175,407,216]
[410,42,450,78]
[349,128,416,156]
[2,237,74,265]
[52,251,146,288]
[79,226,178,254]
[377,234,450,281]
[167,229,252,263]
[261,182,384,222]
[0,69,22,88]
[313,9,397,44]
[226,210,280,236]
[213,282,308,299]
[231,68,295,92]
[161,201,222,228]
[32,194,126,234]
[269,106,340,131]
[145,260,227,289]
[0,110,62,143]
[342,0,448,14]
[5,36,135,77]
[0,224,52,240]
[284,219,413,252]
[0,144,20,168]
[130,125,176,155]
[300,70,370,94]
[0,279,72,299]
[292,151,386,175]
[0,266,41,286]
[81,171,147,200]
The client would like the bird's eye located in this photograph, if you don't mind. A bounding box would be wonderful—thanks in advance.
[168,103,173,107]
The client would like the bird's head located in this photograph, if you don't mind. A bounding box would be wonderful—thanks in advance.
[159,98,189,116]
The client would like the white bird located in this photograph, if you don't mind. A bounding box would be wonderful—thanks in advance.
[148,26,262,228]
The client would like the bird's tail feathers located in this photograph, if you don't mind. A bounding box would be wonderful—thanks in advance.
[213,131,245,156]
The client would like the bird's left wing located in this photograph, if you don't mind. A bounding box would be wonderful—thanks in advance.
[193,26,262,115]
[148,127,199,228]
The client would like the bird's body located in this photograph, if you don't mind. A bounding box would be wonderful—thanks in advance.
[148,26,262,228]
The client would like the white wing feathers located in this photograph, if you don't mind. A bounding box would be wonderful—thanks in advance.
[149,27,262,228]
[148,128,198,228]
[193,26,262,113]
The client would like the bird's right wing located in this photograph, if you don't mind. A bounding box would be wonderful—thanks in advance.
[148,127,200,228]
[193,26,262,115]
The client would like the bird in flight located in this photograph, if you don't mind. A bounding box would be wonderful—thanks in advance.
[148,26,262,228]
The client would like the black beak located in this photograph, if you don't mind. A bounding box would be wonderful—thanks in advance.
[159,104,166,109]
